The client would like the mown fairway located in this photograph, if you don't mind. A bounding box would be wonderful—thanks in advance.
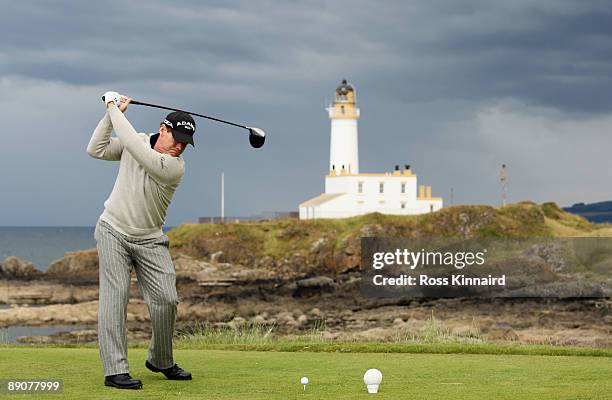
[1,347,611,399]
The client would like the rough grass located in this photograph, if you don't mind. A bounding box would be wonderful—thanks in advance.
[176,321,276,346]
[399,312,483,344]
[175,313,485,348]
[4,321,611,358]
[170,323,612,358]
[1,347,611,399]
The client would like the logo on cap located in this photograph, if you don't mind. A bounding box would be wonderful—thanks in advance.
[176,121,195,131]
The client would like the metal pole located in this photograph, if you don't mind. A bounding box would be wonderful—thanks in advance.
[221,172,225,223]
[500,164,508,207]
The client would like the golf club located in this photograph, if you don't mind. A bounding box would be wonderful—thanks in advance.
[103,96,266,148]
[132,100,266,149]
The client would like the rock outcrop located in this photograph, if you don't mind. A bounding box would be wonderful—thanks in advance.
[46,249,99,283]
[0,281,98,304]
[0,256,41,280]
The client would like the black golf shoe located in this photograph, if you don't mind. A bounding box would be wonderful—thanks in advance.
[145,360,192,380]
[104,373,143,389]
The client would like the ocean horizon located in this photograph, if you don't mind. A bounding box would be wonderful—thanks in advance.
[0,226,175,271]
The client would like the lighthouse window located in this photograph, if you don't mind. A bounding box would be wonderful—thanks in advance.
[341,105,345,114]
[401,202,406,209]
[379,182,384,194]
[358,181,363,193]
[401,182,406,194]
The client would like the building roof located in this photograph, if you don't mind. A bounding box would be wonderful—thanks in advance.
[299,193,346,207]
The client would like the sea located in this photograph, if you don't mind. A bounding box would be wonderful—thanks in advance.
[0,227,96,271]
[0,226,176,271]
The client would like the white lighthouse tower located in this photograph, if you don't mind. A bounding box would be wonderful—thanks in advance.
[328,79,359,174]
[299,79,443,219]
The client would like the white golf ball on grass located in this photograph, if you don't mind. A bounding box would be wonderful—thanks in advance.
[300,376,309,391]
[363,369,383,393]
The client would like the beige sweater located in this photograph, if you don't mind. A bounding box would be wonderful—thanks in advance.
[86,104,185,239]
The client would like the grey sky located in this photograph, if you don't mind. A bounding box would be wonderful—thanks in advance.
[1,0,611,226]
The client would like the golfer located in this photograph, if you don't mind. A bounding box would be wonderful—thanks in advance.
[87,92,195,389]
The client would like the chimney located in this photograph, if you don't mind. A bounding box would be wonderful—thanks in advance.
[393,165,400,176]
[426,186,432,198]
[419,185,425,198]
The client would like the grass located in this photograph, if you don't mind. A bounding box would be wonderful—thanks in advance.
[392,311,483,344]
[1,347,611,399]
[2,323,611,397]
[4,341,612,358]
[176,321,276,346]
[5,323,611,357]
[169,321,611,357]
[172,342,612,357]
[172,316,485,352]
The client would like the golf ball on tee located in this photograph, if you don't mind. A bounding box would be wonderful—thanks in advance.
[364,369,383,393]
[301,377,309,385]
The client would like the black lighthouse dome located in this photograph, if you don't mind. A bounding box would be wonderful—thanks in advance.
[336,79,355,97]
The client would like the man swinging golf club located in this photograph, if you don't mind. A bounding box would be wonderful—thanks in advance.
[87,91,194,389]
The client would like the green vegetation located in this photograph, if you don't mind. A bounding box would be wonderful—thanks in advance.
[167,202,612,271]
[6,322,609,358]
[170,321,611,357]
[175,313,484,347]
[176,321,277,346]
[173,342,612,357]
[4,319,610,398]
[1,347,611,399]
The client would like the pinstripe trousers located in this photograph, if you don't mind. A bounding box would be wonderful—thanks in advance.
[94,219,178,376]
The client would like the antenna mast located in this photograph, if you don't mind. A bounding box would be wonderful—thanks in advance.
[500,164,508,207]
[221,172,225,223]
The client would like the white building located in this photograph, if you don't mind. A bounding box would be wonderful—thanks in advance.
[299,80,443,220]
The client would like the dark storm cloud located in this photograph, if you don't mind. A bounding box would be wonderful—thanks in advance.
[365,1,612,111]
[1,0,611,225]
[2,1,611,110]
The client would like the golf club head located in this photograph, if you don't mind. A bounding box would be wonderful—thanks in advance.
[247,127,266,148]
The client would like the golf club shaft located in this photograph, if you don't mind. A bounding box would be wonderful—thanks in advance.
[130,100,249,131]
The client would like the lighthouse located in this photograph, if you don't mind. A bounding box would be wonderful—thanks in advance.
[327,79,359,174]
[299,79,443,219]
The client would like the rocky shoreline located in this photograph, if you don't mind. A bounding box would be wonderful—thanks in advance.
[2,205,612,346]
[2,250,611,347]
